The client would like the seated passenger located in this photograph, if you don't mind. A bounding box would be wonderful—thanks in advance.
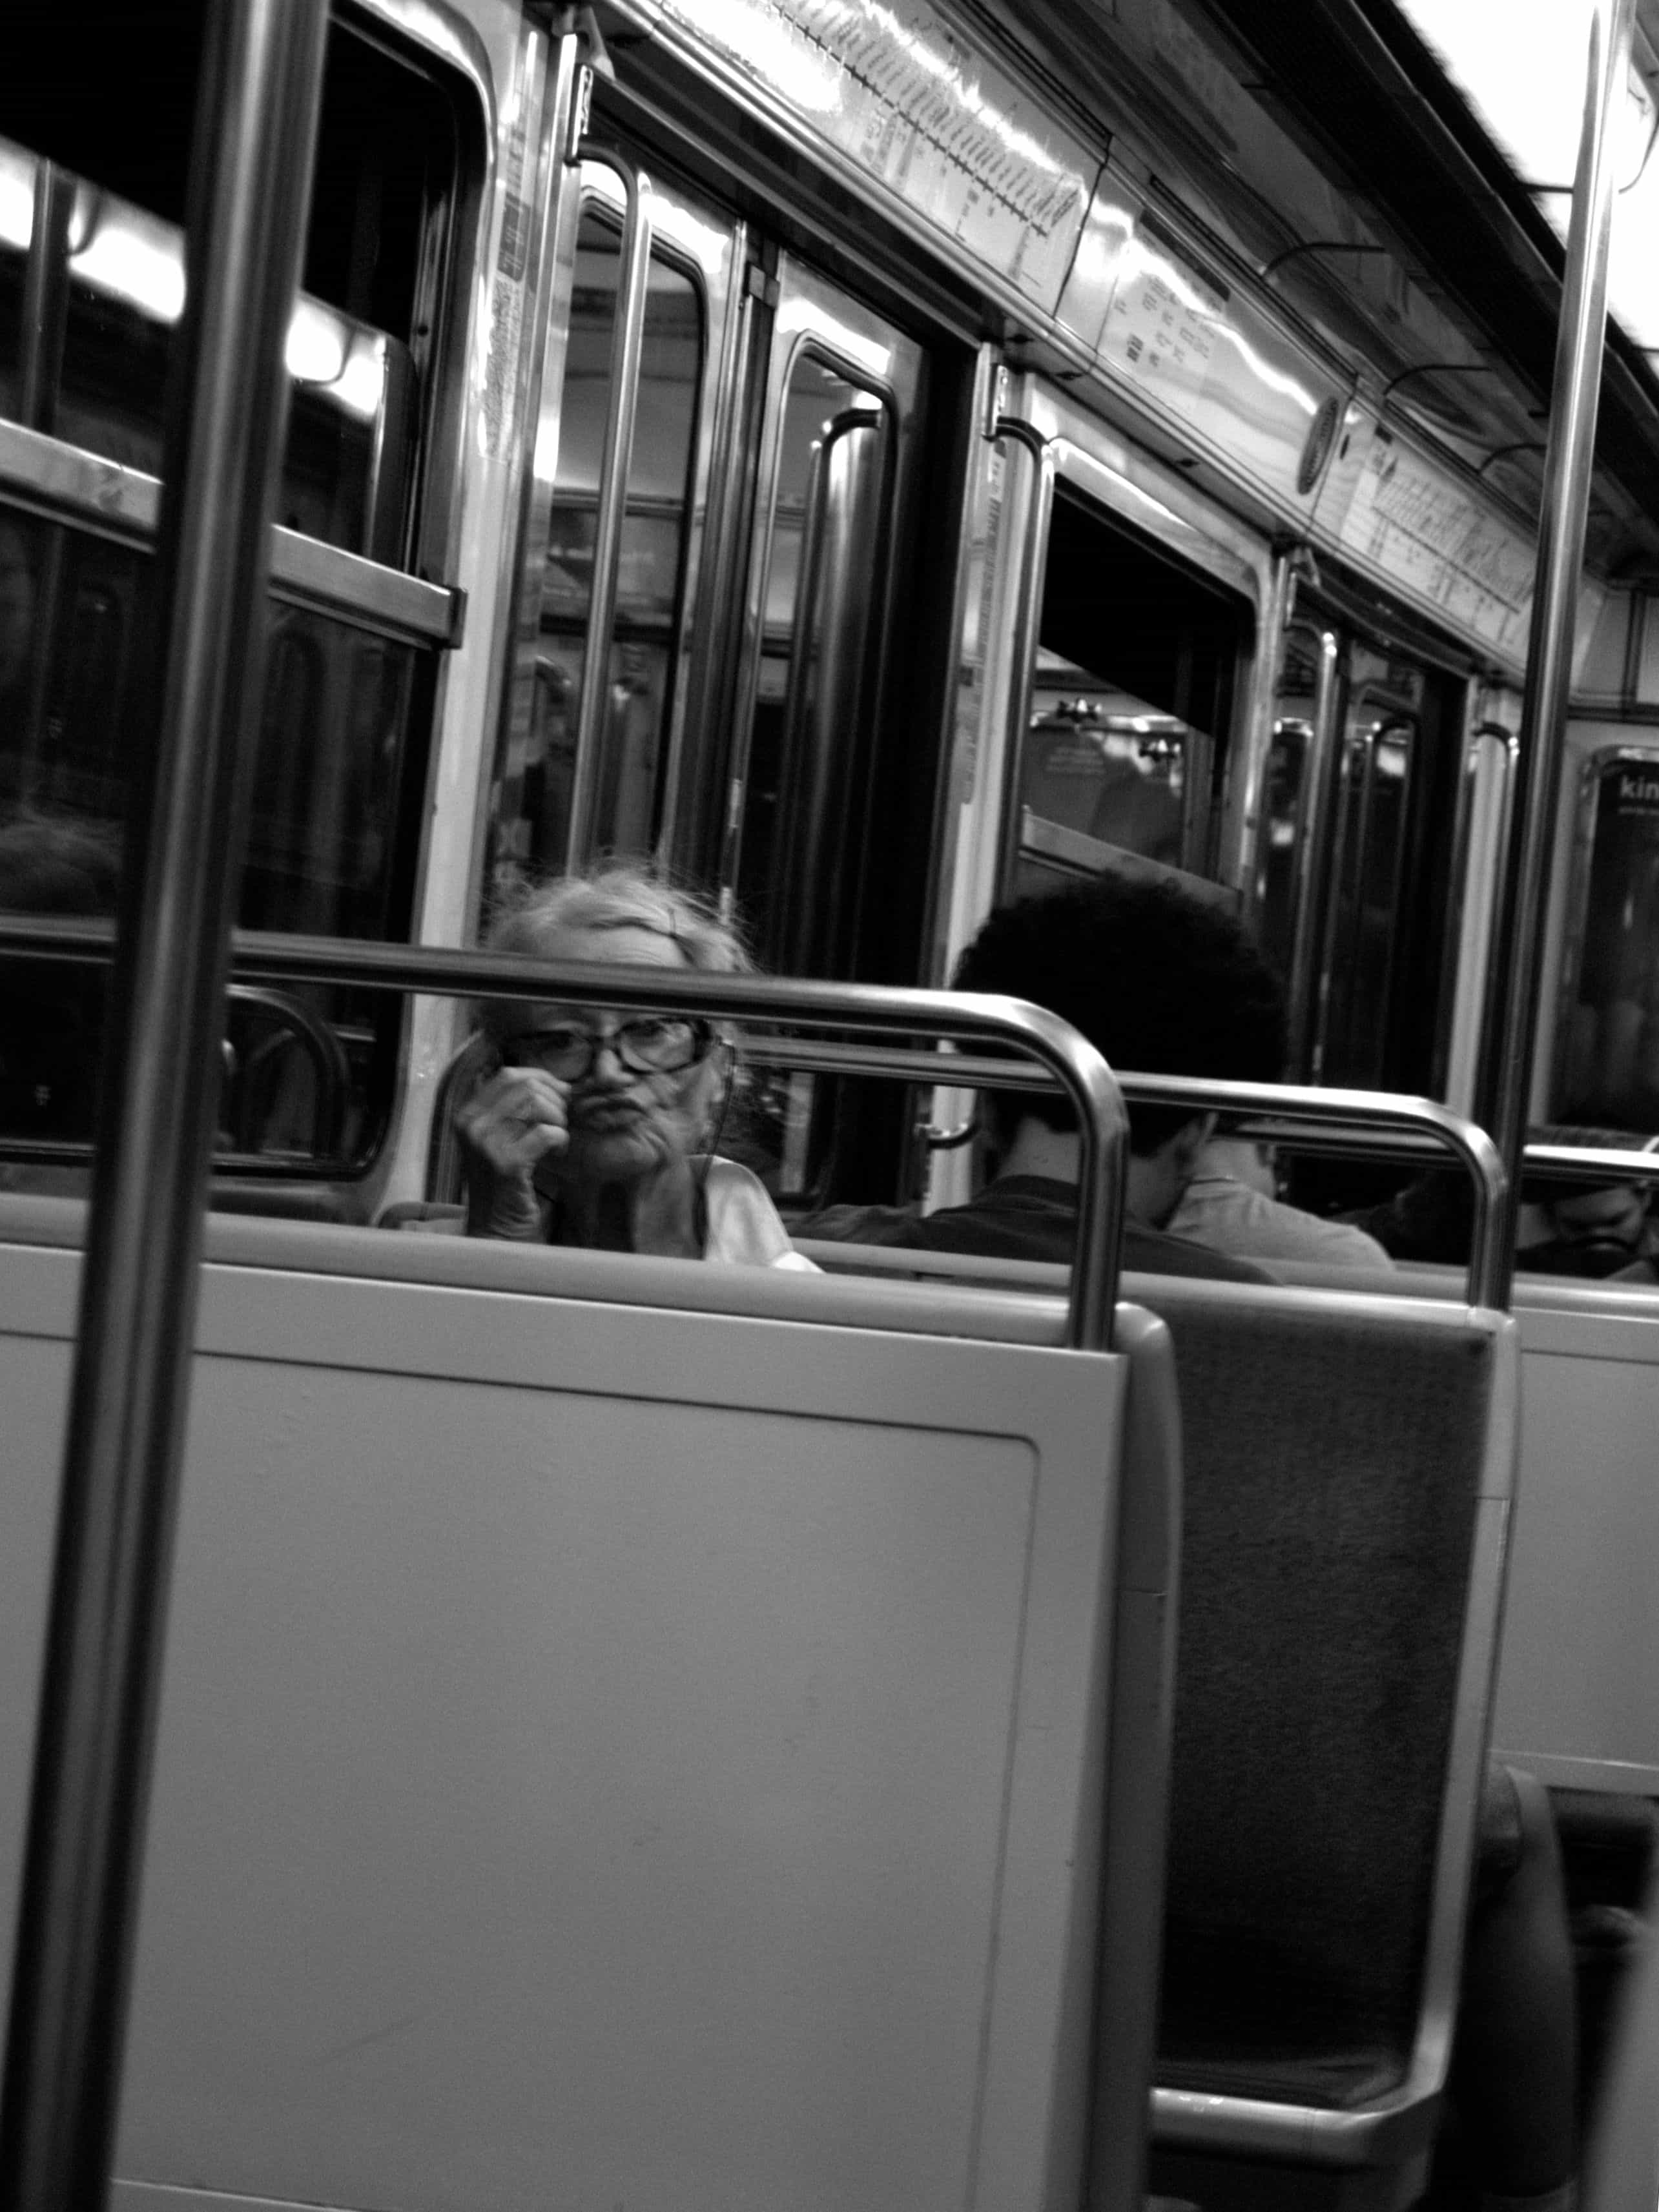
[1170,1128,1393,1272]
[457,865,812,1269]
[1516,1127,1659,1283]
[809,873,1365,1280]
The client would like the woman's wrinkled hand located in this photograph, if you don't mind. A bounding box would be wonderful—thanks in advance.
[457,1064,570,1237]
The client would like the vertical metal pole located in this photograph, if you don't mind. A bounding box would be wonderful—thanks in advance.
[0,6,329,2206]
[1483,0,1636,1304]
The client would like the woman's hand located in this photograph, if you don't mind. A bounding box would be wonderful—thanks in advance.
[457,1063,570,1238]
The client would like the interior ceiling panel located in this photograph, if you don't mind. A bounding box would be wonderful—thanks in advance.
[962,0,1659,576]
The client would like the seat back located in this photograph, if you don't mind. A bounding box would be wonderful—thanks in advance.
[0,1198,1173,2212]
[1128,1276,1520,2175]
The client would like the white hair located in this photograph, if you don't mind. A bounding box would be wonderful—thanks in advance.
[479,864,753,1036]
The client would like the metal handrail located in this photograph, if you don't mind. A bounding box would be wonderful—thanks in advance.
[566,150,653,863]
[0,915,1129,1349]
[1521,1143,1659,1189]
[1114,1074,1509,1309]
[0,6,331,2205]
[1481,0,1636,1306]
[993,412,1055,894]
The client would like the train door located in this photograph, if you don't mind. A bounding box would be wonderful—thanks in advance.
[1541,735,1659,1132]
[490,156,925,988]
[1256,620,1341,1074]
[925,377,1272,1209]
[719,266,922,981]
[491,156,742,890]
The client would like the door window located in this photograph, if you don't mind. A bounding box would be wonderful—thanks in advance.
[490,164,723,883]
[1554,750,1659,1127]
[1011,487,1248,899]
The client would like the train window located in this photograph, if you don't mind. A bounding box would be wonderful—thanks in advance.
[0,504,436,1172]
[1259,626,1321,964]
[1554,749,1659,1129]
[734,356,893,973]
[1311,650,1421,1088]
[1259,725,1308,953]
[0,20,460,563]
[492,209,706,877]
[1256,624,1341,1075]
[1010,489,1246,899]
[0,518,149,817]
[0,18,477,1188]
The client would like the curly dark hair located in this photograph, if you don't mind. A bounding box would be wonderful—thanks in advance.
[953,872,1288,1155]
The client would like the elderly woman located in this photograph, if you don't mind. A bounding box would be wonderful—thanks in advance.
[457,866,812,1269]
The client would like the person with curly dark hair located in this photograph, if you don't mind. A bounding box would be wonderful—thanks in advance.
[948,873,1283,1253]
[808,871,1380,1276]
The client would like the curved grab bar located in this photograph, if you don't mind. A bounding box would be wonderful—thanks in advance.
[1115,1072,1509,1310]
[993,418,1056,894]
[0,916,1129,1349]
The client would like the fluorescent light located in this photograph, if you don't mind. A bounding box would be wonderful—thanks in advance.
[1394,0,1659,351]
[0,147,34,253]
[69,203,186,323]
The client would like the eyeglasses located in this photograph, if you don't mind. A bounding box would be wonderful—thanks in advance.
[497,1015,712,1081]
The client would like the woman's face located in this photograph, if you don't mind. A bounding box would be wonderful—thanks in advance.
[515,921,720,1187]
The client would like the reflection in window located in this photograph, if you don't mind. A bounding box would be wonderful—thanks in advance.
[0,504,433,1168]
[1020,650,1188,867]
[0,10,460,558]
[1314,652,1419,1088]
[1015,487,1246,890]
[1556,752,1659,1129]
[1257,624,1328,991]
[493,213,704,877]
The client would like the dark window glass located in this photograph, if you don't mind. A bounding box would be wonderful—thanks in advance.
[1016,489,1248,885]
[0,23,458,563]
[0,507,435,1173]
[1556,753,1659,1127]
[492,212,705,878]
[735,353,891,974]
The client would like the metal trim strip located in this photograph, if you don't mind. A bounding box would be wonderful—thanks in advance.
[0,420,460,642]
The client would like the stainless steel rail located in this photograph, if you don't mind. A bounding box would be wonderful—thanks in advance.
[993,415,1055,894]
[1520,1143,1659,1189]
[1481,0,1637,1304]
[0,916,1129,1347]
[0,7,331,2207]
[0,418,465,646]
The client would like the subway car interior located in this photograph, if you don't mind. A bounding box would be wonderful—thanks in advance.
[1,2,1658,2209]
